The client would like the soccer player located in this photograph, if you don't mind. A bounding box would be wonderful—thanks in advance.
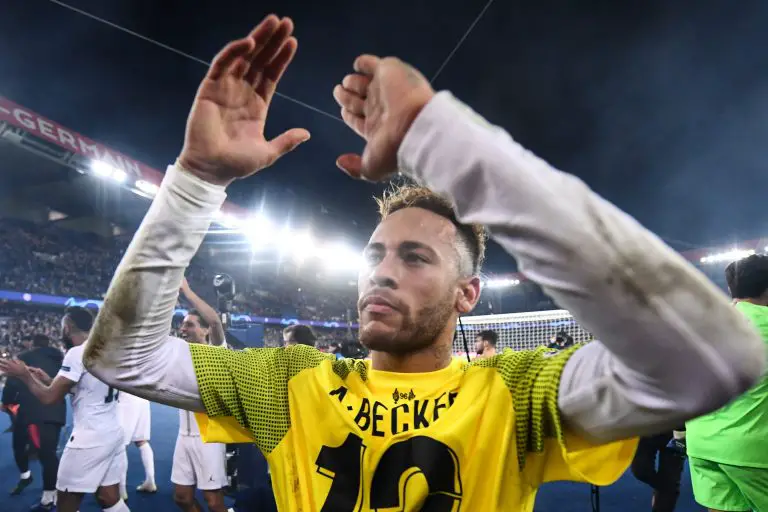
[174,280,228,512]
[83,16,765,511]
[282,324,316,347]
[686,254,768,512]
[116,391,156,498]
[0,307,128,512]
[474,330,498,358]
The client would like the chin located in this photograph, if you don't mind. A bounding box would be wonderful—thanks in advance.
[359,321,400,351]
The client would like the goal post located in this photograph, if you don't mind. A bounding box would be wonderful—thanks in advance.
[453,309,593,357]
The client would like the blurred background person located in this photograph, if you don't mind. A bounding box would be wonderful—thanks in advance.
[281,324,316,347]
[474,330,498,359]
[1,333,64,509]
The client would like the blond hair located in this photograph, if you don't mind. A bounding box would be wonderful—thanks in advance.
[376,184,486,275]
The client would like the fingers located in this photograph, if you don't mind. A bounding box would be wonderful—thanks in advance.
[336,154,364,180]
[267,127,311,161]
[208,15,282,81]
[245,17,295,86]
[333,85,365,117]
[255,37,298,100]
[208,38,257,81]
[340,108,366,138]
[353,54,381,76]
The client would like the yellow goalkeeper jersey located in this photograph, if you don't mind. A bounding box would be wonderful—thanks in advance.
[190,343,636,511]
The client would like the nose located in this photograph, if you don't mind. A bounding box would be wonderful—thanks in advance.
[366,254,399,290]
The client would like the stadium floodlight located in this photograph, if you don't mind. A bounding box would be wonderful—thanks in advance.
[90,159,113,177]
[280,229,314,263]
[700,249,755,264]
[484,278,520,289]
[112,169,128,183]
[243,214,274,251]
[320,242,363,272]
[135,180,159,196]
[89,159,126,183]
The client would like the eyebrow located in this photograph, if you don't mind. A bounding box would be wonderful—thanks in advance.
[365,240,438,257]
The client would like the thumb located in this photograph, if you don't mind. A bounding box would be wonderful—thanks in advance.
[267,128,311,160]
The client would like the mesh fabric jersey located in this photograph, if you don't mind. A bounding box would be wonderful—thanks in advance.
[191,343,636,511]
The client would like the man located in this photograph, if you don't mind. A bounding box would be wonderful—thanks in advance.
[174,279,228,512]
[630,430,687,512]
[547,330,575,350]
[0,307,128,512]
[83,16,765,511]
[686,254,768,512]
[474,329,498,359]
[282,324,316,347]
[116,390,156,499]
[1,334,65,509]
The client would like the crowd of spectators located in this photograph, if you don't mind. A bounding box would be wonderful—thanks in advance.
[0,219,359,322]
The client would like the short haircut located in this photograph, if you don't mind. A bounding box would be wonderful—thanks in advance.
[725,254,768,299]
[476,330,498,346]
[187,309,210,329]
[21,334,33,344]
[377,184,487,276]
[283,324,316,346]
[64,306,94,333]
[32,334,50,348]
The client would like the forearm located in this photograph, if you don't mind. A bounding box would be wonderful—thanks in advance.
[21,374,57,405]
[182,287,226,346]
[84,164,226,410]
[399,92,766,441]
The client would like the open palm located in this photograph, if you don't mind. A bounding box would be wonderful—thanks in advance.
[179,15,310,186]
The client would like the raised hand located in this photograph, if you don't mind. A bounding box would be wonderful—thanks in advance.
[0,358,29,379]
[332,55,435,181]
[28,366,52,385]
[179,15,310,186]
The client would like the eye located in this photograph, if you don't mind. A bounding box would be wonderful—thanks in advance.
[364,252,382,265]
[403,252,427,265]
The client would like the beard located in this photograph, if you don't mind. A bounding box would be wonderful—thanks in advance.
[359,292,456,355]
[62,334,74,350]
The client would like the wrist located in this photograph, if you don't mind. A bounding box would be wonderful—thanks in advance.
[177,153,235,188]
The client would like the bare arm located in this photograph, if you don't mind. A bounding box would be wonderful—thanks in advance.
[83,165,225,411]
[180,278,226,346]
[398,92,766,442]
[20,373,73,406]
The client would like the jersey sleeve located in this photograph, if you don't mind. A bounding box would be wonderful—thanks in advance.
[493,346,638,487]
[57,347,84,384]
[189,343,333,454]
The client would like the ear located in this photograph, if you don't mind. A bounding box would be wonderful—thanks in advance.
[455,276,481,314]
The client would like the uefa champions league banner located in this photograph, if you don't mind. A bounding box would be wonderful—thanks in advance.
[0,289,358,330]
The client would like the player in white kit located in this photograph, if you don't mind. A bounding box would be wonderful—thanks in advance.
[172,278,228,512]
[117,391,157,499]
[0,306,129,512]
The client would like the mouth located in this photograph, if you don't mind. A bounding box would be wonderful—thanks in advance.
[361,294,399,315]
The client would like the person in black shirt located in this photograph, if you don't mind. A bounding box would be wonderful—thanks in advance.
[1,334,65,509]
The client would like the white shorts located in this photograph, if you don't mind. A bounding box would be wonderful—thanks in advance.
[118,394,151,443]
[57,438,127,493]
[171,435,227,491]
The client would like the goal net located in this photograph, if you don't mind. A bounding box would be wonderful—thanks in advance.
[452,309,593,358]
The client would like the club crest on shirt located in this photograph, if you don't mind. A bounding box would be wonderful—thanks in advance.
[392,388,416,404]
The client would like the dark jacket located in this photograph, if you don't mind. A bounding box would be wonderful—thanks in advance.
[11,347,66,425]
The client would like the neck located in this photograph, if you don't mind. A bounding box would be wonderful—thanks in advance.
[71,333,88,347]
[370,342,453,373]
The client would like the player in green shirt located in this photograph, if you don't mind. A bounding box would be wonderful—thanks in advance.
[687,254,768,512]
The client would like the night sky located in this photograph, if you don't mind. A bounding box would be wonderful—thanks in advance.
[2,0,768,273]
